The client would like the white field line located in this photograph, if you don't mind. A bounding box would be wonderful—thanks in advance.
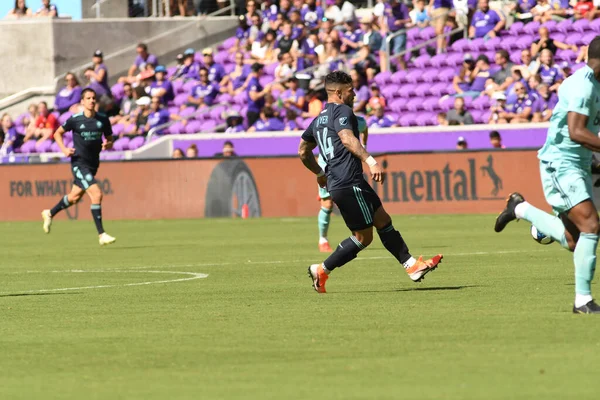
[0,270,208,295]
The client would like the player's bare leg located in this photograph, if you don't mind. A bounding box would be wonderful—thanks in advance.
[372,206,443,282]
[318,197,333,252]
[42,185,84,233]
[86,183,116,246]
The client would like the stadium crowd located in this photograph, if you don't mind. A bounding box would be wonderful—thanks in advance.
[1,0,600,156]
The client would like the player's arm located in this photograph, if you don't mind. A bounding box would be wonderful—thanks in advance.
[338,129,383,182]
[53,126,75,157]
[298,139,327,188]
[568,111,600,152]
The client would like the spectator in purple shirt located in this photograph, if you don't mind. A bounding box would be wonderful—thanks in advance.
[279,0,293,17]
[126,43,158,83]
[295,29,318,70]
[232,15,251,53]
[246,63,273,127]
[340,20,362,54]
[289,10,305,39]
[225,111,245,133]
[186,67,219,109]
[351,69,370,113]
[280,76,305,114]
[379,0,410,71]
[262,0,279,27]
[368,106,397,128]
[149,66,174,105]
[455,54,491,98]
[172,48,201,81]
[54,73,82,114]
[85,50,110,97]
[221,52,252,95]
[201,48,225,84]
[532,83,558,122]
[496,82,534,124]
[0,113,18,155]
[469,0,505,39]
[284,109,300,131]
[538,49,564,92]
[301,0,324,30]
[145,96,181,135]
[248,106,285,132]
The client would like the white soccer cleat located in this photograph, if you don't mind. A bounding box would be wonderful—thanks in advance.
[41,210,52,234]
[99,232,116,246]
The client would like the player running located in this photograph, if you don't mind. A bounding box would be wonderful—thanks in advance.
[298,71,443,293]
[41,88,116,246]
[317,115,368,253]
[495,36,600,314]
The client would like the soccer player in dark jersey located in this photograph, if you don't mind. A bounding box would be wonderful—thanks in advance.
[41,88,117,246]
[298,71,443,293]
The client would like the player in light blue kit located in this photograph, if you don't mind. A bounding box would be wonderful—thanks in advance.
[495,36,600,314]
[317,115,368,252]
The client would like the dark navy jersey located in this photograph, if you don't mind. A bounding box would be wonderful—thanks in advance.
[61,112,113,169]
[301,103,364,191]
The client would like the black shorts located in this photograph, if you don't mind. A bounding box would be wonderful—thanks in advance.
[330,180,383,232]
[71,164,98,190]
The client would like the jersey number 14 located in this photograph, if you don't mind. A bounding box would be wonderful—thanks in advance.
[316,128,334,161]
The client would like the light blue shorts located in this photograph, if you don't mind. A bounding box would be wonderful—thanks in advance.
[539,160,593,215]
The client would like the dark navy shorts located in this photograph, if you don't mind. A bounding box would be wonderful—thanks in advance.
[71,164,98,190]
[330,180,383,232]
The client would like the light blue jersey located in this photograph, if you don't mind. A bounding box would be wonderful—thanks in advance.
[538,65,600,168]
[318,115,367,169]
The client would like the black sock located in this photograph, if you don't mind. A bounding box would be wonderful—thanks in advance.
[50,195,71,217]
[323,236,366,272]
[91,204,105,234]
[377,223,412,265]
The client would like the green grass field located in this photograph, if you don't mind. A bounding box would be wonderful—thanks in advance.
[1,214,599,399]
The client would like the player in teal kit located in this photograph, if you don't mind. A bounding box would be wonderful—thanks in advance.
[41,88,116,246]
[495,37,600,313]
[317,115,368,252]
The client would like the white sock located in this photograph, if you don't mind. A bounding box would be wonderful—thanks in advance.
[514,201,531,219]
[322,264,331,275]
[402,257,416,269]
[319,237,328,244]
[575,294,593,308]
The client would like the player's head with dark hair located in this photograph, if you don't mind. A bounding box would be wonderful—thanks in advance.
[81,88,96,100]
[324,70,354,107]
[588,36,600,61]
[80,88,97,112]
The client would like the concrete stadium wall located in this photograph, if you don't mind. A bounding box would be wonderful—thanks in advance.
[0,16,237,95]
[81,0,128,19]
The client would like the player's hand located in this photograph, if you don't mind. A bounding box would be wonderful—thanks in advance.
[369,164,385,183]
[317,175,327,188]
[102,141,113,151]
[62,147,75,157]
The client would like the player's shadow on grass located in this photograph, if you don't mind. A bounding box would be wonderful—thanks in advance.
[0,292,82,298]
[340,285,479,294]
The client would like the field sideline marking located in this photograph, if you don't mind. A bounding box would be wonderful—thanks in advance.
[0,270,208,295]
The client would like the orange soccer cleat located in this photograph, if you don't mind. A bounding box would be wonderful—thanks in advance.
[319,241,333,253]
[406,254,443,282]
[308,263,329,293]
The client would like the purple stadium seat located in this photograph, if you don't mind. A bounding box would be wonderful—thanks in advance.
[572,18,590,33]
[591,18,600,32]
[264,62,278,76]
[422,68,439,82]
[414,84,430,97]
[58,112,72,125]
[390,70,408,84]
[380,84,400,99]
[128,136,145,150]
[35,140,52,153]
[172,80,185,94]
[229,104,242,113]
[552,32,566,43]
[390,98,408,112]
[259,75,273,87]
[437,67,455,82]
[556,49,577,62]
[300,118,313,129]
[515,35,533,50]
[444,53,463,67]
[439,95,454,111]
[167,66,177,78]
[387,112,400,122]
[168,122,185,134]
[429,82,447,97]
[221,37,236,50]
[472,95,490,110]
[399,112,418,127]
[583,32,597,45]
[542,20,558,33]
[112,137,130,151]
[168,106,180,115]
[63,131,73,141]
[233,91,247,105]
[556,19,572,33]
[51,111,59,120]
[417,112,436,126]
[50,142,61,153]
[572,62,586,72]
[419,26,435,40]
[479,111,491,123]
[375,71,392,86]
[412,54,430,69]
[509,21,524,36]
[468,38,486,52]
[200,120,217,132]
[523,21,541,35]
[180,106,196,118]
[500,36,518,50]
[422,97,440,111]
[15,125,25,136]
[218,93,233,105]
[210,105,227,120]
[565,33,584,46]
[408,27,421,41]
[183,79,199,93]
[469,110,483,123]
[214,51,228,65]
[111,82,125,102]
[404,70,422,83]
[429,54,447,68]
[484,36,502,51]
[185,120,203,133]
[112,123,125,136]
[398,83,417,97]
[451,38,470,52]
[509,51,521,64]
[406,97,424,111]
